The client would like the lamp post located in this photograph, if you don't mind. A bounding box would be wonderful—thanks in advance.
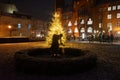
[8,25,12,37]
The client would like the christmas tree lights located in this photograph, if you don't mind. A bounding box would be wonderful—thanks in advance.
[46,12,66,45]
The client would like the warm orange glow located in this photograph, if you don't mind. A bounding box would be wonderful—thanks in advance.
[54,12,60,18]
[8,25,12,29]
[46,12,66,45]
[74,27,79,33]
[117,31,120,34]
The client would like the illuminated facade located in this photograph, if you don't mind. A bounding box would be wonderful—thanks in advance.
[94,0,120,39]
[57,0,120,40]
[0,2,46,40]
[61,0,96,40]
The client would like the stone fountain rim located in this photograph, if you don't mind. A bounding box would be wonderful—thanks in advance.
[14,47,97,74]
[15,48,95,61]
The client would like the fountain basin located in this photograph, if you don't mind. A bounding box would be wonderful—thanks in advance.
[14,48,97,74]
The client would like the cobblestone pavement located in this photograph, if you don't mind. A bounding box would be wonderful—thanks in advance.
[0,41,120,80]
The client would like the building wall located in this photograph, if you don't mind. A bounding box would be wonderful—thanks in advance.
[95,1,120,37]
[0,15,46,40]
[61,0,120,40]
[0,2,47,41]
[62,0,95,40]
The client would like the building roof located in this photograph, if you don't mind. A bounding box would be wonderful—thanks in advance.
[0,2,18,14]
[0,2,32,19]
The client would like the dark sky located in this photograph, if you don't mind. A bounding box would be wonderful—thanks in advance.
[0,0,55,21]
[0,0,116,21]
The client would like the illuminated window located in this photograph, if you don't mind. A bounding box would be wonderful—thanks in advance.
[107,23,112,31]
[87,27,93,33]
[68,21,72,26]
[68,28,72,33]
[94,30,97,34]
[108,6,111,11]
[107,14,112,19]
[110,25,112,31]
[81,19,84,24]
[99,23,102,28]
[28,24,31,29]
[18,23,21,29]
[117,31,120,34]
[103,30,105,33]
[82,33,85,39]
[74,27,79,33]
[117,13,120,18]
[112,6,116,10]
[74,20,77,26]
[81,28,85,33]
[87,18,93,25]
[117,5,120,10]
[97,30,99,33]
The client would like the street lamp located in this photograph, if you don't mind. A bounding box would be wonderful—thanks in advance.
[8,25,12,36]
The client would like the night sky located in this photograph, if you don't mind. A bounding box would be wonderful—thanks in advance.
[0,0,55,21]
[0,0,116,21]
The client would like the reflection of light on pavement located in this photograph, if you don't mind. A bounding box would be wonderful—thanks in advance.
[0,42,49,48]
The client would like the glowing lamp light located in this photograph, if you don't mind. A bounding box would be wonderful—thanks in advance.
[8,25,12,29]
[94,30,97,34]
[117,31,120,34]
[103,30,105,33]
[99,23,102,28]
[8,25,12,36]
[36,34,41,37]
[97,30,99,33]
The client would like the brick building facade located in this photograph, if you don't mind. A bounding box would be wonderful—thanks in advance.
[58,0,120,41]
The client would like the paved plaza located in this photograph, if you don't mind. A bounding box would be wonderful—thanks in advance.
[0,41,120,80]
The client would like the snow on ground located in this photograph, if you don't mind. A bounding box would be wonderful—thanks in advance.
[0,42,120,80]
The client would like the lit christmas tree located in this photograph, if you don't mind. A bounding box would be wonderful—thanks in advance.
[46,12,66,45]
